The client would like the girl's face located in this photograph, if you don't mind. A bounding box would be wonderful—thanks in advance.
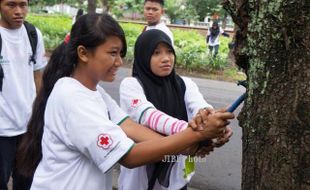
[150,43,175,77]
[86,36,123,82]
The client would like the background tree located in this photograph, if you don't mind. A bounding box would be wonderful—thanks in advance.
[223,0,309,189]
[165,0,183,23]
[185,0,222,21]
[101,0,108,12]
[104,0,143,19]
[87,0,96,13]
[179,3,198,25]
[77,0,84,7]
[100,0,118,12]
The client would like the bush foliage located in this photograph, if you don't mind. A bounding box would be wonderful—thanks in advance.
[27,14,231,70]
[121,22,231,70]
[27,14,72,50]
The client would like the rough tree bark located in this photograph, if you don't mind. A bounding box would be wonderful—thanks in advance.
[223,0,310,189]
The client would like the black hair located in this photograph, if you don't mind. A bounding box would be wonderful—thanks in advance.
[76,8,84,19]
[210,21,220,37]
[144,0,164,6]
[16,13,127,176]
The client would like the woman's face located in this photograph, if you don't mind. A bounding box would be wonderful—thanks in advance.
[150,43,175,77]
[86,36,123,82]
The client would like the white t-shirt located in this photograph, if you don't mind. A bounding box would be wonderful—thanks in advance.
[31,77,134,190]
[145,22,174,45]
[207,27,225,46]
[118,76,213,190]
[0,24,47,136]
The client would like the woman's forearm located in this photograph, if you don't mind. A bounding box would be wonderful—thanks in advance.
[120,118,163,142]
[120,110,234,168]
[141,108,188,136]
[119,127,201,168]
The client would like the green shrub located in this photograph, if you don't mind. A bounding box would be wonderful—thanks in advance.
[26,15,232,71]
[120,23,143,60]
[27,14,72,50]
[173,29,231,71]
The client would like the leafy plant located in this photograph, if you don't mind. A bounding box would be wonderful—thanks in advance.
[26,14,232,71]
[120,23,143,59]
[27,14,72,50]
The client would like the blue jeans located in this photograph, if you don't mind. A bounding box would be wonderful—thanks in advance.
[0,135,32,190]
[209,45,219,58]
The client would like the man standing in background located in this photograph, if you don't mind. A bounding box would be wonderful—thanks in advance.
[143,0,174,44]
[0,0,47,189]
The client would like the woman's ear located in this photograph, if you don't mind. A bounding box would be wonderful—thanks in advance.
[77,45,88,63]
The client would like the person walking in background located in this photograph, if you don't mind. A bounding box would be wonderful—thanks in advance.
[118,29,233,190]
[143,0,173,44]
[0,0,47,189]
[206,21,230,58]
[16,13,234,190]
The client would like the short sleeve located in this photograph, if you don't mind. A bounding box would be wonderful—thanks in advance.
[120,77,155,123]
[182,77,213,119]
[220,27,225,34]
[33,28,47,71]
[97,86,128,125]
[66,99,134,173]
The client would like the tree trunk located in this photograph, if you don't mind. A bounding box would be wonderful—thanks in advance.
[87,0,96,14]
[223,0,310,189]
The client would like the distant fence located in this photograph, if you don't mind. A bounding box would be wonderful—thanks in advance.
[118,20,235,37]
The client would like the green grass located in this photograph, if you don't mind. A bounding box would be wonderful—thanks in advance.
[26,14,72,50]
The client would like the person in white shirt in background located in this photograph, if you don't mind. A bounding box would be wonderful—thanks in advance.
[0,0,47,189]
[118,29,233,190]
[16,13,234,190]
[143,0,173,44]
[206,21,230,58]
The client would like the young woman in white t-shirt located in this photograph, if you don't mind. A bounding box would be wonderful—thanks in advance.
[16,14,234,190]
[118,29,233,190]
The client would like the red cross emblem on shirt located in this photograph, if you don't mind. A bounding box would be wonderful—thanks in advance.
[97,134,113,149]
[131,99,141,108]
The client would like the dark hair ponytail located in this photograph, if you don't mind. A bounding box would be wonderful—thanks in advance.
[16,13,127,176]
[16,42,74,176]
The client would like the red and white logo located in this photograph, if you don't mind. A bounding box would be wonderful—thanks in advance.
[131,99,141,108]
[97,134,113,149]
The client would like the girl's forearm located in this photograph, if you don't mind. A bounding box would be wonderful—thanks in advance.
[119,128,201,168]
[120,118,163,142]
[141,108,188,136]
